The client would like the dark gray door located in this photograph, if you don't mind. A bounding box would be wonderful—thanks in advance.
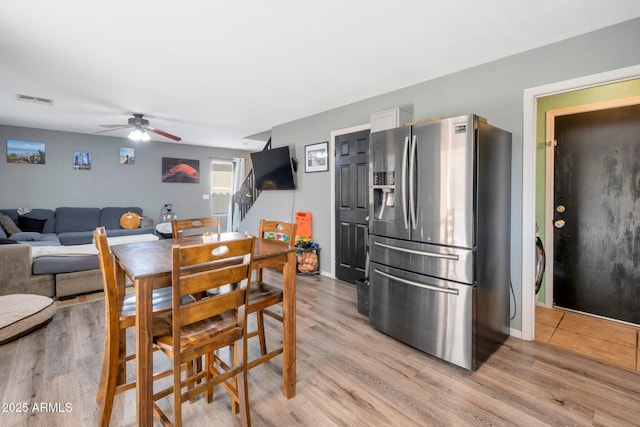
[335,129,370,283]
[554,103,640,324]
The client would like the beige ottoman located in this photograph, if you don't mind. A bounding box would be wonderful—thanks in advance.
[0,294,57,345]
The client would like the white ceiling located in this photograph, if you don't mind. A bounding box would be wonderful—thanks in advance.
[1,1,639,151]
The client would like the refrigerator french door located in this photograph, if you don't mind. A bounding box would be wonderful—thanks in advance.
[368,114,511,370]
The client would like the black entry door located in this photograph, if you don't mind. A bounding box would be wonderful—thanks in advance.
[554,103,640,324]
[335,129,370,283]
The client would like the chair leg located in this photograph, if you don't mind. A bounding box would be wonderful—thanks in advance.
[173,358,183,427]
[231,343,240,414]
[205,352,214,404]
[238,368,250,427]
[237,338,251,427]
[256,310,268,356]
[97,330,120,427]
[186,359,195,402]
[96,336,110,403]
[117,331,127,385]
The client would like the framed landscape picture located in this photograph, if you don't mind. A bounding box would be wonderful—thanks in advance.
[6,140,46,164]
[161,157,200,183]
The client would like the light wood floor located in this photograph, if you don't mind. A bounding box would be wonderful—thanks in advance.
[536,305,640,372]
[1,273,640,426]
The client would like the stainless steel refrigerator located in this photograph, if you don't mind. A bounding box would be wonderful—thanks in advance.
[368,114,511,370]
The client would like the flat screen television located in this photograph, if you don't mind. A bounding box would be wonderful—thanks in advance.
[250,146,297,190]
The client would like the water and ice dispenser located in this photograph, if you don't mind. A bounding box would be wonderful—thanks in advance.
[372,170,396,221]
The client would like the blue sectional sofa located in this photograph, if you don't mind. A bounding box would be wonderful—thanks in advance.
[0,207,155,298]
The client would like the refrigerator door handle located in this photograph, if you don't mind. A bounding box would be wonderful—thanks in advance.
[409,134,418,229]
[374,268,459,295]
[373,241,460,260]
[401,135,410,229]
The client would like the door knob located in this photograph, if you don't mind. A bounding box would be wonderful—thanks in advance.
[554,219,565,229]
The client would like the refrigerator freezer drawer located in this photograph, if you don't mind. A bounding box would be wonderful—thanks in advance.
[369,261,476,370]
[370,235,474,284]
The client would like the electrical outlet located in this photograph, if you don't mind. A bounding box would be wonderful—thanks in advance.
[202,194,210,200]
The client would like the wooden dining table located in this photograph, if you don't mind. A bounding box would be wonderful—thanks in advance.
[110,232,298,426]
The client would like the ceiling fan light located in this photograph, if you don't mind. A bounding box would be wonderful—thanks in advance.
[141,131,150,142]
[129,129,143,141]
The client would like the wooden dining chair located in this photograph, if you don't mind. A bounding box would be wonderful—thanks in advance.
[94,226,177,427]
[152,237,255,427]
[246,219,297,370]
[171,216,221,239]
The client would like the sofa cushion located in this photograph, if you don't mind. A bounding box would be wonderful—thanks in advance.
[0,238,17,245]
[0,226,7,239]
[100,207,143,229]
[10,233,60,246]
[55,207,101,233]
[10,232,45,242]
[32,255,99,275]
[18,216,47,233]
[0,214,21,236]
[0,209,56,234]
[57,231,94,246]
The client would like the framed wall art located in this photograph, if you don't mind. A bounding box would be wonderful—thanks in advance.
[305,141,328,173]
[6,140,46,164]
[73,151,92,170]
[161,157,200,183]
[119,147,135,165]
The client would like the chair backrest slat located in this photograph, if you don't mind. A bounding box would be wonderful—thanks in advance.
[180,289,246,326]
[259,220,296,243]
[180,264,249,296]
[172,217,221,239]
[171,237,255,329]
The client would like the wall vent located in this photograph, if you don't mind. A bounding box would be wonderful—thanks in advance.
[16,94,54,106]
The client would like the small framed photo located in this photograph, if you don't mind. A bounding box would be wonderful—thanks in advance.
[305,141,328,173]
[120,147,135,165]
[73,151,92,170]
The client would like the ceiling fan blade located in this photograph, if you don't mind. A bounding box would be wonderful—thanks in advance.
[100,124,131,128]
[95,126,130,134]
[147,127,182,142]
[97,115,180,141]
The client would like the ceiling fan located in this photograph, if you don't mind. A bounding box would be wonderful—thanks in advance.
[97,113,182,142]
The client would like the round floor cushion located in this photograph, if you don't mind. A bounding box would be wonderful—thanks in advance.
[0,294,57,345]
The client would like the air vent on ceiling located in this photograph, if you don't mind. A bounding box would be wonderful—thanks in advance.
[16,94,54,106]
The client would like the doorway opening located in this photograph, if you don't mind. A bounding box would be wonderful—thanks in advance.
[522,64,640,341]
[210,159,233,227]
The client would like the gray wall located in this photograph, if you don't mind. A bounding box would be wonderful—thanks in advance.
[0,125,250,224]
[262,18,640,331]
[237,191,296,236]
